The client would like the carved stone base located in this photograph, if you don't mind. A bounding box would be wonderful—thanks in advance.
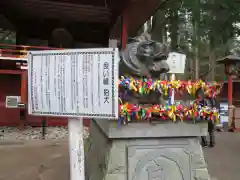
[85,120,210,180]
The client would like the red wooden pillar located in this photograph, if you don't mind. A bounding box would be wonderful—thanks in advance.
[227,63,235,131]
[121,11,129,50]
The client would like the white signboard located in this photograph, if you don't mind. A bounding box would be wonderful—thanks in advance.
[220,102,228,123]
[167,52,186,74]
[28,48,119,119]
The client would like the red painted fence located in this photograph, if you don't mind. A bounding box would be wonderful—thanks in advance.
[0,44,90,127]
[0,43,239,127]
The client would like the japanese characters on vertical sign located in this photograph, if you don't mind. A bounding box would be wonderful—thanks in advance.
[28,48,119,119]
[167,52,186,74]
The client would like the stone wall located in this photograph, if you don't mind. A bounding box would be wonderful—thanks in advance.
[85,120,210,180]
[85,121,110,180]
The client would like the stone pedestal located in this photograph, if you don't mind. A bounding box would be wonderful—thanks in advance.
[85,120,210,180]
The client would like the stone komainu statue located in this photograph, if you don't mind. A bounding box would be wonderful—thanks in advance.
[50,30,170,105]
[119,33,170,105]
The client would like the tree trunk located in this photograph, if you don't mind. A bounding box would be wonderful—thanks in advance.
[209,51,216,81]
[192,0,200,80]
[151,10,166,42]
[169,7,179,51]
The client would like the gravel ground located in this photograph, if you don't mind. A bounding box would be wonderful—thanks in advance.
[0,126,89,140]
[0,127,239,180]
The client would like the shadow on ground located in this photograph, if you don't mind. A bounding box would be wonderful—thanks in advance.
[0,132,239,180]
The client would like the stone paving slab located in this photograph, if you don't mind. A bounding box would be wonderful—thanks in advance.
[204,132,240,180]
[0,140,69,180]
[0,132,239,180]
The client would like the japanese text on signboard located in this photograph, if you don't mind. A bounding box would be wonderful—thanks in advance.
[103,62,110,104]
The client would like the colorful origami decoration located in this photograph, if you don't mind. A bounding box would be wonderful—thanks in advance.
[118,102,219,126]
[118,76,222,98]
[117,76,222,126]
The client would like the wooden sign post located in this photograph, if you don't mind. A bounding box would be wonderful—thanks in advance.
[27,48,119,180]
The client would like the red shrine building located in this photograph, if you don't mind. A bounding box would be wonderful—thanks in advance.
[0,0,167,126]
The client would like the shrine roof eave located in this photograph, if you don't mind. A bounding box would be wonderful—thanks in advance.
[0,0,167,32]
[110,0,168,38]
[0,0,118,25]
[0,0,168,44]
[217,55,240,64]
